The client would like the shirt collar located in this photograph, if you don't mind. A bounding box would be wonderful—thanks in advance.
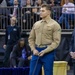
[41,16,51,23]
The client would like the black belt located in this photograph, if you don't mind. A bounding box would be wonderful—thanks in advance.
[35,43,51,48]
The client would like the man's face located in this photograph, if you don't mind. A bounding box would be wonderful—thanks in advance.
[40,7,50,19]
[11,17,16,25]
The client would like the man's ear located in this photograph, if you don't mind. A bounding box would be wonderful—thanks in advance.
[48,10,51,15]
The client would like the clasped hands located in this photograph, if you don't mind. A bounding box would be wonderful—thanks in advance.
[33,49,45,57]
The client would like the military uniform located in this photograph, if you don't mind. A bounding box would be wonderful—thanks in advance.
[28,17,61,75]
[3,25,20,67]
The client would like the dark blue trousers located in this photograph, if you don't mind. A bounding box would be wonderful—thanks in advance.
[29,47,55,75]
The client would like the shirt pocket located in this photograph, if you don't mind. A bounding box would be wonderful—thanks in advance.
[45,26,52,34]
[34,26,40,33]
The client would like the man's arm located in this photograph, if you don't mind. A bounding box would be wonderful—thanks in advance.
[43,23,61,54]
[28,25,36,51]
[28,24,40,56]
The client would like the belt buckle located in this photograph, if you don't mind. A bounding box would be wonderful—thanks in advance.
[39,45,46,48]
[35,44,47,48]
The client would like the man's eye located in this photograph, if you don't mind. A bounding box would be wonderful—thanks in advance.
[42,10,44,12]
[40,10,44,12]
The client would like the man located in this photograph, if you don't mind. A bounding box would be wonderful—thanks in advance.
[58,0,75,29]
[3,17,20,67]
[69,28,75,75]
[28,4,61,75]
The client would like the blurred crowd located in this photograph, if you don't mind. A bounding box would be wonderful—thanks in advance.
[0,0,75,29]
[0,0,61,7]
[0,0,61,29]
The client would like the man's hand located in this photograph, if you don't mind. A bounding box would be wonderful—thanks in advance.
[33,49,39,56]
[70,52,75,59]
[3,44,6,49]
[38,51,45,57]
[28,55,32,60]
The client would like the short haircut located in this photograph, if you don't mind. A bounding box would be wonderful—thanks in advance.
[11,17,17,23]
[41,4,52,11]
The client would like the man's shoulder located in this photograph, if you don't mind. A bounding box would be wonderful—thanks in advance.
[34,20,42,26]
[51,19,59,24]
[14,25,20,30]
[34,20,42,24]
[6,25,11,29]
[51,19,61,28]
[32,20,42,29]
[14,25,19,28]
